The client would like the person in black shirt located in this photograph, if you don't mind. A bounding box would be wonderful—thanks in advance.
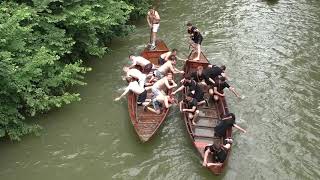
[180,93,199,125]
[213,76,241,101]
[190,65,207,87]
[214,113,246,138]
[203,64,228,96]
[187,22,203,61]
[172,74,206,106]
[202,138,233,167]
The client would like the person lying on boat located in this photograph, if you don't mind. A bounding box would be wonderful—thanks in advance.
[147,73,177,97]
[149,57,184,83]
[144,92,175,114]
[123,67,147,88]
[214,113,246,138]
[179,93,200,125]
[190,65,207,87]
[114,77,148,105]
[187,22,203,61]
[128,55,153,74]
[213,76,241,101]
[202,138,233,167]
[147,7,160,50]
[171,74,207,106]
[159,48,178,65]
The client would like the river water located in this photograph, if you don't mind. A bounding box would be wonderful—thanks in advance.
[0,0,319,179]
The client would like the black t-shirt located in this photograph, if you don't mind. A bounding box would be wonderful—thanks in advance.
[214,118,235,137]
[187,98,198,110]
[205,144,228,163]
[184,80,204,97]
[188,26,202,41]
[204,66,223,80]
[191,71,205,82]
[214,81,230,93]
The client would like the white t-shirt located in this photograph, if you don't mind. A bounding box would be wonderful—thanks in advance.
[127,69,145,80]
[127,81,145,95]
[132,56,150,67]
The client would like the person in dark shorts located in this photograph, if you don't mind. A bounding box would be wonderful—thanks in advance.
[213,76,241,101]
[187,22,203,61]
[179,93,199,125]
[158,49,178,65]
[214,113,246,137]
[172,74,206,106]
[202,138,233,167]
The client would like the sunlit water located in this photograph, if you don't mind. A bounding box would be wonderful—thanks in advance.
[0,0,319,179]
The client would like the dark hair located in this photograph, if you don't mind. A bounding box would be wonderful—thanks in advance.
[172,48,178,52]
[187,22,192,26]
[168,55,176,61]
[220,65,226,71]
[128,54,134,58]
[220,76,226,81]
[186,92,193,98]
[184,74,191,80]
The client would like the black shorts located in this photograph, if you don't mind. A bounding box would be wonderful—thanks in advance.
[137,90,147,103]
[158,57,165,65]
[193,34,203,45]
[194,92,204,102]
[143,63,152,74]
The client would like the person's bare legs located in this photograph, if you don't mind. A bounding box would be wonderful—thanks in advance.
[192,110,200,125]
[202,149,211,166]
[193,44,201,60]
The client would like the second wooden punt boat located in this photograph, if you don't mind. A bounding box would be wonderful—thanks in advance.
[182,51,232,175]
[127,39,170,142]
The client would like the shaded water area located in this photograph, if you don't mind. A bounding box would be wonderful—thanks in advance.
[1,0,320,179]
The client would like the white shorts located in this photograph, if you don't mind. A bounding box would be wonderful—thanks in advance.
[152,23,160,32]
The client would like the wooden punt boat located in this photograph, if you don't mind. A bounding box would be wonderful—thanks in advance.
[127,39,170,142]
[182,51,232,175]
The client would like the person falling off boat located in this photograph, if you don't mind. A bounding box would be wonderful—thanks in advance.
[187,22,203,61]
[147,7,160,50]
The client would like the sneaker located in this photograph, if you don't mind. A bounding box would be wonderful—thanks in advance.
[150,45,156,50]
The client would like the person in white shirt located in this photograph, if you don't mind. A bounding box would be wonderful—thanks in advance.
[114,77,147,105]
[128,55,153,74]
[123,67,146,88]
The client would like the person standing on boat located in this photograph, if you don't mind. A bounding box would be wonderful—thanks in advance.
[128,55,153,74]
[147,7,160,50]
[214,113,246,137]
[123,67,147,88]
[187,22,203,61]
[114,77,148,105]
[149,57,184,83]
[202,138,233,167]
[213,76,241,101]
[179,93,200,125]
[172,74,207,106]
[158,49,178,65]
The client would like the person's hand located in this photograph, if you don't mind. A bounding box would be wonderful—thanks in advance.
[171,92,176,95]
[114,97,120,101]
[180,70,184,74]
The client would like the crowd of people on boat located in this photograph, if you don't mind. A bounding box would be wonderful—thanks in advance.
[114,7,246,169]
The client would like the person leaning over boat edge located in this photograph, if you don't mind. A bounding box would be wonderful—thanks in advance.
[159,48,178,65]
[147,7,160,50]
[187,22,203,61]
[213,76,241,101]
[128,54,153,74]
[214,113,246,138]
[149,57,184,83]
[202,138,233,167]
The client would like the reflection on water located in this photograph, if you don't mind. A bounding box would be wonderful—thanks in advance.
[0,0,320,179]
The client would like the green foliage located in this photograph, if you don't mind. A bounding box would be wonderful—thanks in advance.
[0,0,150,140]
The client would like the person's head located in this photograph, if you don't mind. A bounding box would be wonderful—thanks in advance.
[187,22,192,30]
[219,76,226,82]
[171,48,178,55]
[197,66,203,73]
[129,54,134,61]
[183,74,192,83]
[220,65,226,71]
[168,96,176,104]
[186,92,193,101]
[166,73,173,80]
[169,55,176,61]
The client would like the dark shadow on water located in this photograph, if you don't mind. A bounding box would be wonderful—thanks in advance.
[263,0,279,5]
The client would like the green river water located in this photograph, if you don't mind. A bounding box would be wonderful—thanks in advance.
[1,0,319,179]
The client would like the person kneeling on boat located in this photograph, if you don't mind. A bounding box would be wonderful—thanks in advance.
[190,65,207,87]
[149,57,184,83]
[145,93,174,114]
[172,74,207,106]
[179,93,200,125]
[214,113,246,137]
[212,76,241,101]
[202,138,233,167]
[128,55,153,74]
[114,77,147,105]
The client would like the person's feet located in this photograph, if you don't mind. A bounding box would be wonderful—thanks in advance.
[192,120,196,125]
